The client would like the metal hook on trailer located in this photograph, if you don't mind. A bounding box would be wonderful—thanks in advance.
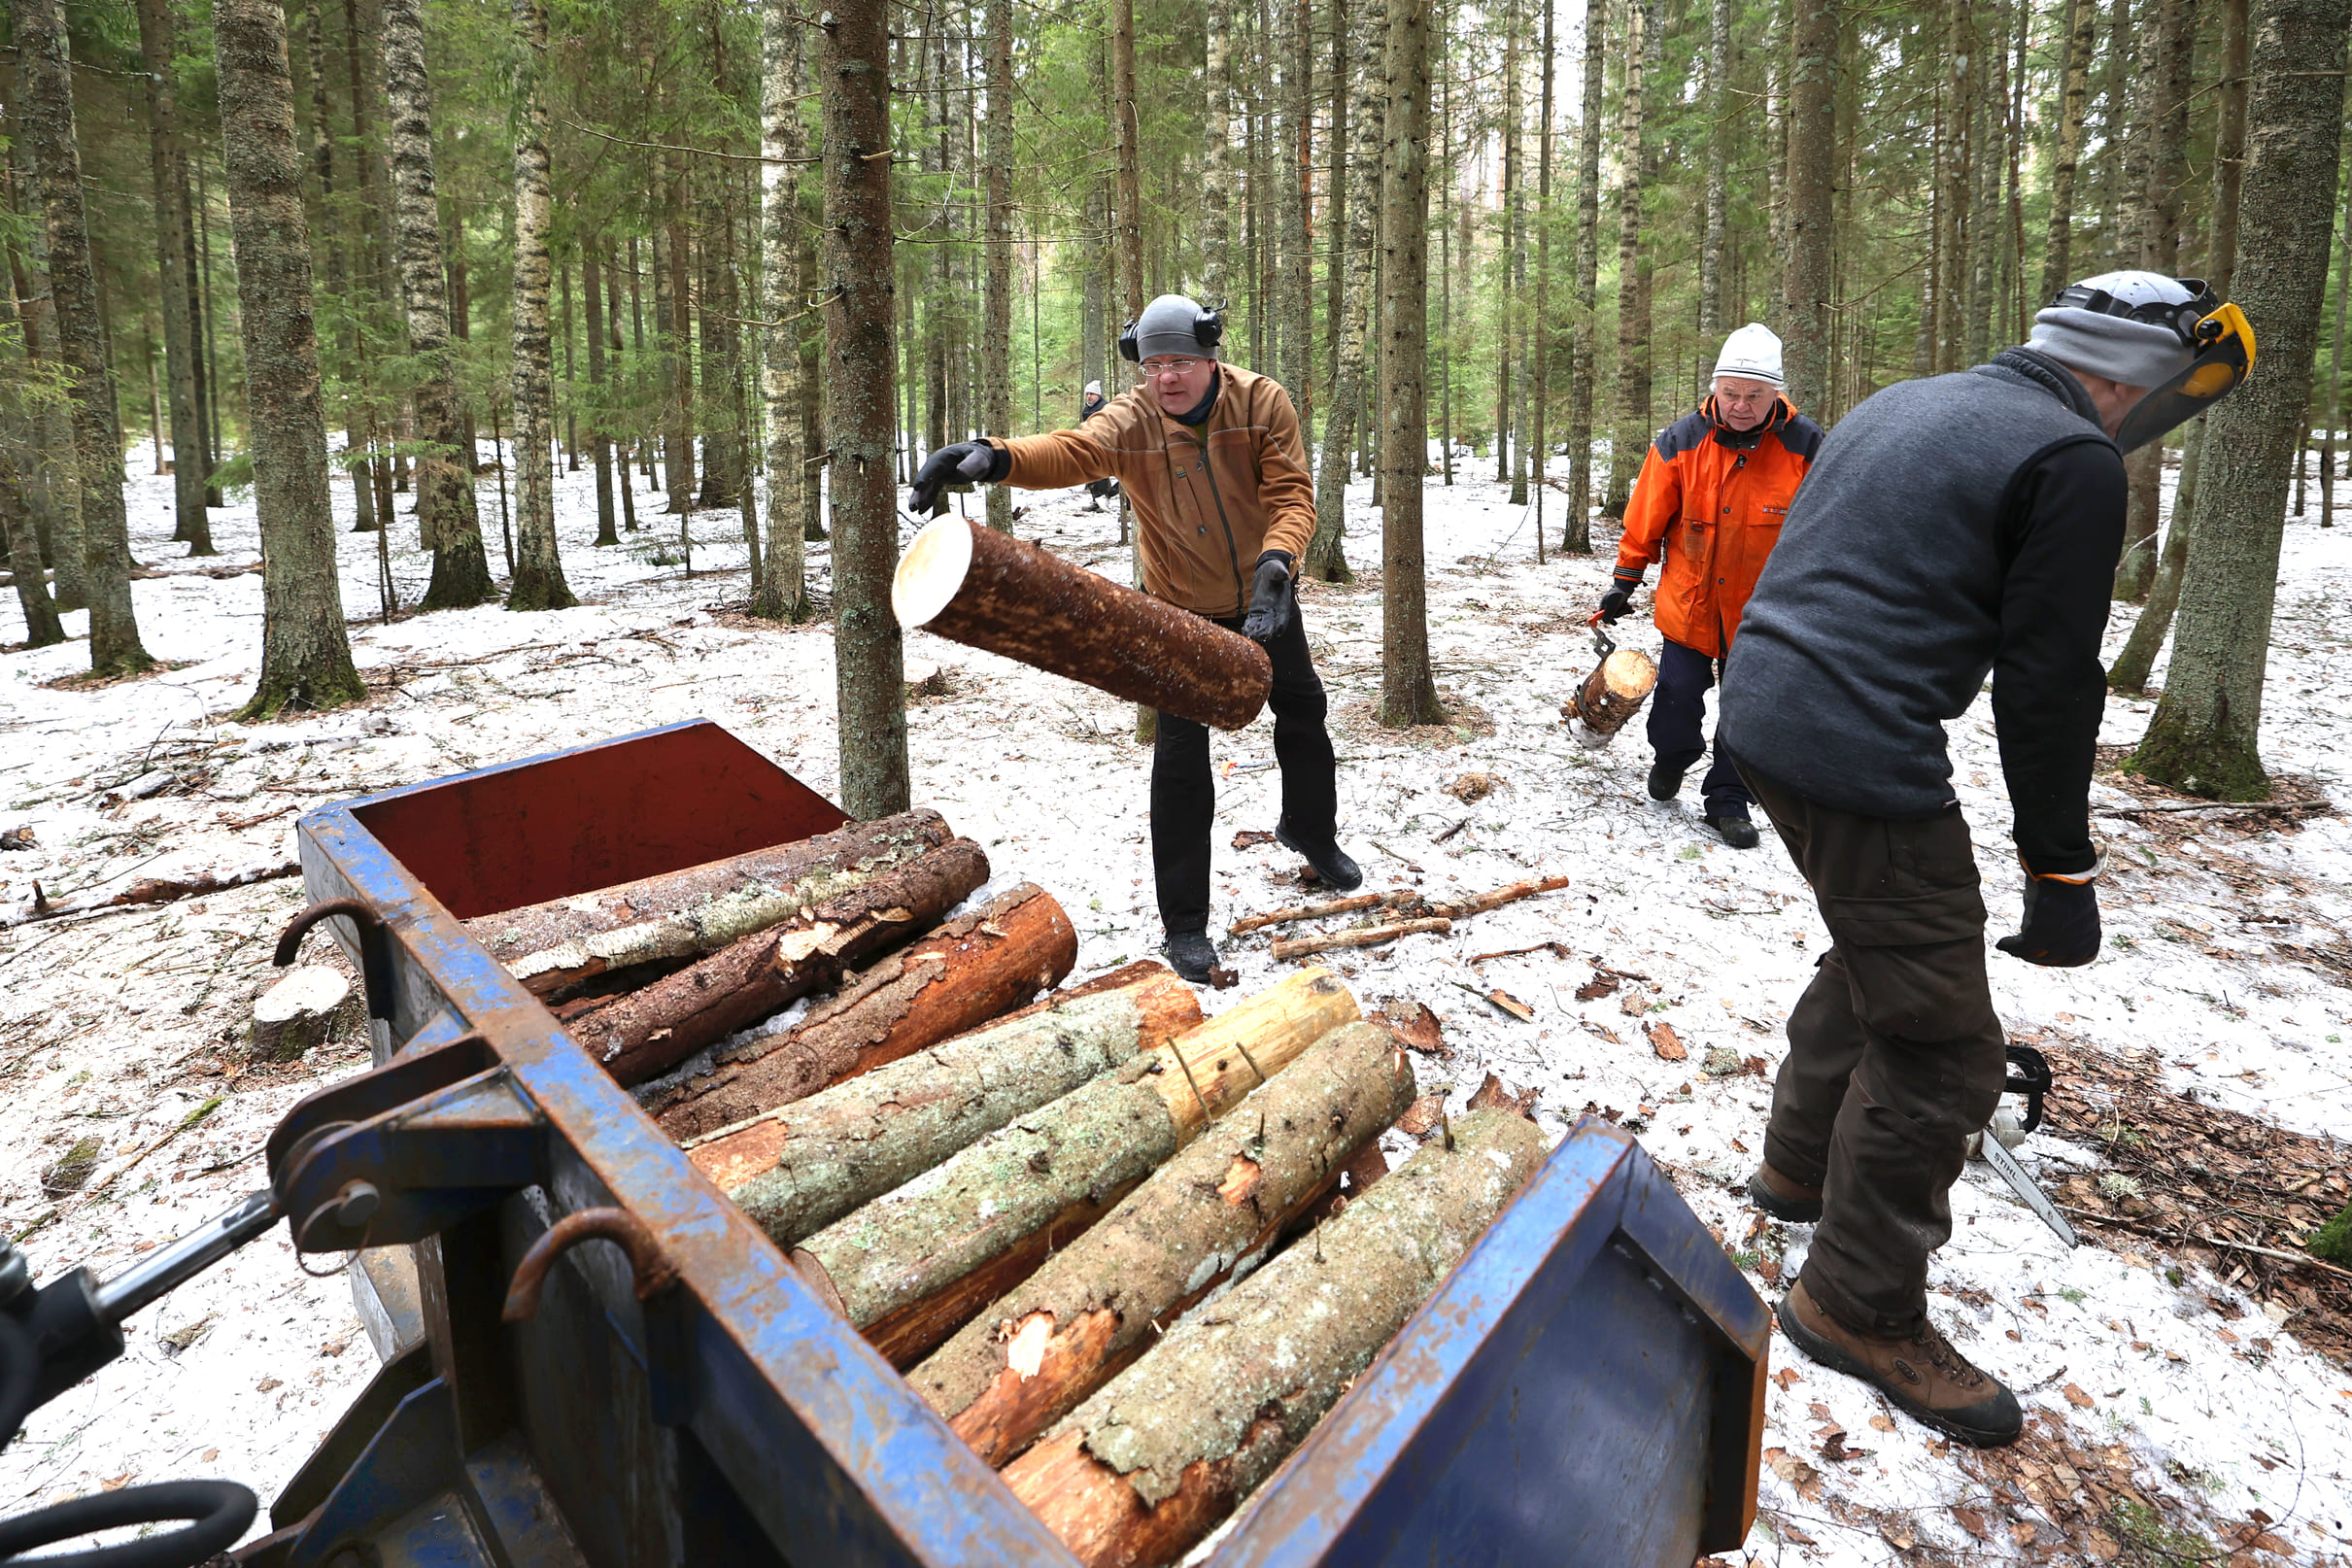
[502,1208,678,1323]
[275,897,399,1028]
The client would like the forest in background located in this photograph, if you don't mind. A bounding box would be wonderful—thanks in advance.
[2,0,2349,808]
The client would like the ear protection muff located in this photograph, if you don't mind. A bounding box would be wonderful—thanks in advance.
[1117,305,1226,363]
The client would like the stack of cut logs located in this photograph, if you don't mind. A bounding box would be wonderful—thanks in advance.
[459,812,1551,1567]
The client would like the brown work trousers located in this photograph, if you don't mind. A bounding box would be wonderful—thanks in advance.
[1741,765,2009,1338]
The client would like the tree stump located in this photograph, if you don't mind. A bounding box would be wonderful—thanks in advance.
[893,516,1273,731]
[1562,647,1657,747]
[253,965,352,1061]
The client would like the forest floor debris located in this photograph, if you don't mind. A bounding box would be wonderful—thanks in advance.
[2,449,2350,1561]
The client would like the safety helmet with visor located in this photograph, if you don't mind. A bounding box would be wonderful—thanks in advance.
[2043,276,2255,451]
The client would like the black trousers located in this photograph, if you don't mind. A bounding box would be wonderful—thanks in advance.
[1152,605,1338,936]
[1648,638,1754,814]
[1741,764,2008,1338]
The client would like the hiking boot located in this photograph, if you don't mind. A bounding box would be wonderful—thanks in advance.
[1748,1163,1824,1223]
[1779,1280,2024,1449]
[1164,930,1219,984]
[1705,811,1761,849]
[1275,819,1363,891]
[1646,762,1687,801]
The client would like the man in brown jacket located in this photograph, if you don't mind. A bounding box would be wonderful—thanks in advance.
[907,293,1357,982]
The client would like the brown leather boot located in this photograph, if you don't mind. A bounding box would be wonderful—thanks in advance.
[1747,1163,1824,1223]
[1778,1280,2023,1448]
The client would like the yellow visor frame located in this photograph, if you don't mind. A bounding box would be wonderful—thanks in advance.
[2115,301,2256,452]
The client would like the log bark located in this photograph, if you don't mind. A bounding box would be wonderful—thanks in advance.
[467,810,951,999]
[894,518,1273,731]
[1562,647,1656,745]
[647,882,1077,1141]
[914,1022,1415,1467]
[791,969,1361,1365]
[1002,1108,1547,1566]
[1269,918,1449,961]
[690,967,1206,1244]
[570,838,989,1085]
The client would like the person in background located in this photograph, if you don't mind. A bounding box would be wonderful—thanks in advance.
[908,294,1355,984]
[1720,271,2253,1449]
[1078,380,1118,511]
[1594,323,1824,849]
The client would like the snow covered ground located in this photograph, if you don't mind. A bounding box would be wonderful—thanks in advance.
[2,438,2348,1564]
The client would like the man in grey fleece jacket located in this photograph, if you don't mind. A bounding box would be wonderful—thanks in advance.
[1718,271,2252,1449]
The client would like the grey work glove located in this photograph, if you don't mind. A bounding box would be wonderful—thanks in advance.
[908,440,1007,515]
[1241,552,1295,644]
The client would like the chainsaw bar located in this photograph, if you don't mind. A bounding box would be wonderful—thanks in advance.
[1977,1132,2079,1249]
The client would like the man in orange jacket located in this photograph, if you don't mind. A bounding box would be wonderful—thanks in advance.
[1595,323,1823,847]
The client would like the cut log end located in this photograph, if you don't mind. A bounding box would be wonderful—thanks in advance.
[252,965,354,1062]
[1566,648,1659,745]
[893,513,976,630]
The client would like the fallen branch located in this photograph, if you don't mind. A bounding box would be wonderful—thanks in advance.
[1226,891,1417,936]
[2055,1204,2352,1283]
[1466,940,1571,964]
[1269,917,1450,961]
[2095,797,2331,819]
[2,860,301,930]
[1424,873,1571,919]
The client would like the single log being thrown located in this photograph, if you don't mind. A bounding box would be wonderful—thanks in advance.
[893,517,1273,731]
[1562,648,1658,747]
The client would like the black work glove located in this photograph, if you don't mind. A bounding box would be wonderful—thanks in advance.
[1595,582,1637,626]
[1995,867,2101,968]
[908,440,1008,515]
[1241,552,1295,644]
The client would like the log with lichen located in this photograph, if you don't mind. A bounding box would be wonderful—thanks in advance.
[570,837,990,1085]
[1000,1108,1548,1568]
[910,1022,1415,1467]
[643,882,1078,1140]
[790,969,1363,1367]
[686,966,1206,1245]
[465,809,954,1002]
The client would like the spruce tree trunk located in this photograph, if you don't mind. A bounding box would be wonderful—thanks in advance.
[1531,0,1555,549]
[753,3,809,621]
[824,0,913,817]
[983,0,1015,534]
[1963,11,1998,367]
[1563,0,1604,549]
[1306,0,1381,584]
[17,0,152,674]
[1280,0,1313,434]
[2107,414,2201,693]
[585,245,618,546]
[1933,0,1972,370]
[503,0,575,612]
[1496,3,1520,494]
[212,0,364,716]
[2131,0,2350,797]
[1700,0,1728,351]
[1603,0,1648,517]
[384,0,494,608]
[665,161,698,513]
[1201,0,1235,309]
[2040,0,2093,301]
[133,0,214,556]
[0,278,64,645]
[1378,0,1441,728]
[1784,0,1837,414]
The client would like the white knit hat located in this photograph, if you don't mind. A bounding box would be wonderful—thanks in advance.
[2028,271,2199,390]
[1714,323,1785,388]
[1084,380,1103,397]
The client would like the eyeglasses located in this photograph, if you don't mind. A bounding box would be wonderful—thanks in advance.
[1138,358,1202,379]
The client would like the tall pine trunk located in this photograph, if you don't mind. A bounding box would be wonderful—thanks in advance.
[2115,0,2199,601]
[983,0,1015,532]
[1784,0,1837,413]
[1604,0,1649,518]
[1307,0,1382,583]
[17,0,152,674]
[1378,0,1441,727]
[753,2,810,621]
[1700,0,1728,355]
[213,0,364,715]
[1281,0,1313,433]
[2040,0,2094,301]
[0,273,65,646]
[504,0,575,611]
[384,0,494,608]
[1496,2,1520,494]
[585,244,618,546]
[1563,0,1605,548]
[1531,0,1555,552]
[1202,0,1237,306]
[2130,0,2350,796]
[823,0,912,815]
[133,0,214,556]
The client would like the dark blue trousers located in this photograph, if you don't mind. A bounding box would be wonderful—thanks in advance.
[1647,637,1754,816]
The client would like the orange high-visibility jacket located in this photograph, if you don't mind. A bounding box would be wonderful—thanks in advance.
[1613,396,1824,658]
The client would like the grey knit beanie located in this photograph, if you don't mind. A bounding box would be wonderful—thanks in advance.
[1135,293,1216,360]
[2027,270,2198,390]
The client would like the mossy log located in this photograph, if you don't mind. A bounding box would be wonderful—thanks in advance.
[570,838,989,1086]
[912,1022,1415,1467]
[893,516,1273,731]
[687,967,1205,1245]
[467,809,953,1001]
[792,969,1361,1367]
[646,883,1077,1141]
[1001,1108,1548,1568]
